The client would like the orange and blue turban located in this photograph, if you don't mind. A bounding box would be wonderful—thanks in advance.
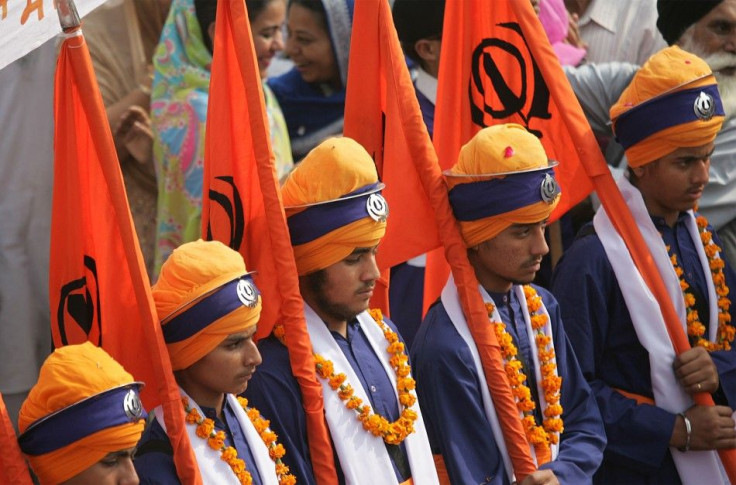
[17,342,145,484]
[282,137,388,275]
[153,239,262,370]
[611,46,724,168]
[446,124,561,247]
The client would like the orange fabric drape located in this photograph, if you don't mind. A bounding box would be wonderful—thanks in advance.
[201,1,337,482]
[345,0,536,480]
[0,393,32,485]
[50,30,200,484]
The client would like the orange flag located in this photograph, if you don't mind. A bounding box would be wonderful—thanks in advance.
[0,393,32,485]
[49,28,201,483]
[344,0,442,316]
[201,1,337,482]
[345,0,537,480]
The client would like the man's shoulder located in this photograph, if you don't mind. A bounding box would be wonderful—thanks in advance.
[413,302,468,357]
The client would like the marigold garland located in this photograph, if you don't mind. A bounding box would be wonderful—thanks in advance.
[274,309,418,446]
[665,213,734,351]
[487,286,563,459]
[182,396,297,485]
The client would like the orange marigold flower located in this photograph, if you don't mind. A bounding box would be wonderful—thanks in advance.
[196,419,215,439]
[535,334,551,347]
[230,458,246,474]
[280,475,297,485]
[221,446,238,462]
[328,373,347,390]
[544,403,563,417]
[398,377,416,391]
[261,430,277,446]
[384,331,399,343]
[185,409,200,425]
[399,392,416,408]
[531,314,548,329]
[338,384,354,400]
[270,443,286,460]
[388,341,405,354]
[276,463,290,476]
[346,396,362,410]
[208,430,226,450]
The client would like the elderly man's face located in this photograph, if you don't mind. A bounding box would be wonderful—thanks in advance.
[682,0,736,57]
[680,0,736,118]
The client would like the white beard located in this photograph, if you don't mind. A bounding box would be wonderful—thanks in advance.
[679,30,736,121]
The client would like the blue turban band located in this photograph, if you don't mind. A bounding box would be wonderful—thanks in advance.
[615,85,723,149]
[18,384,145,455]
[287,183,384,245]
[448,167,557,222]
[162,275,260,343]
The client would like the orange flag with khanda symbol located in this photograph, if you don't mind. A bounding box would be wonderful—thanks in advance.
[49,27,201,484]
[201,0,337,482]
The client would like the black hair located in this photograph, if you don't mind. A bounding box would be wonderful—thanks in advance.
[195,0,282,55]
[246,0,280,21]
[194,0,217,54]
[392,0,445,64]
[288,0,328,32]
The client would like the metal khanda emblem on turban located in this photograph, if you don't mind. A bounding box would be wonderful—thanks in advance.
[540,174,560,204]
[123,389,143,421]
[366,193,389,222]
[694,91,716,121]
[236,278,258,308]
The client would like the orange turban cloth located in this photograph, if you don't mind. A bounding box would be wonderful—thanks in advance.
[17,342,145,484]
[153,239,262,370]
[282,137,388,275]
[445,124,561,247]
[611,46,724,168]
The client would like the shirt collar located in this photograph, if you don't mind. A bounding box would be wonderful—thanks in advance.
[579,0,617,34]
[414,67,438,105]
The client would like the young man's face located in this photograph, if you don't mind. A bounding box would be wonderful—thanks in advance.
[178,326,262,403]
[471,221,549,293]
[302,246,380,326]
[633,143,713,222]
[60,448,138,485]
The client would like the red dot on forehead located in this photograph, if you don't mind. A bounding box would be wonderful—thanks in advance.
[504,146,514,158]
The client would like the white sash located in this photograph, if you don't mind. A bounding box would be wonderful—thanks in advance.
[154,390,279,485]
[593,176,726,484]
[440,275,560,484]
[304,302,439,485]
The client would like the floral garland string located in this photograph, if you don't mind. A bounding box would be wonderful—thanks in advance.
[183,396,296,485]
[274,309,418,445]
[665,213,734,351]
[487,285,563,459]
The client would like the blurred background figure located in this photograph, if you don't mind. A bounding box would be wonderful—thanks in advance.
[268,0,354,161]
[85,0,171,279]
[0,40,56,432]
[539,0,587,66]
[151,0,291,272]
[564,0,665,64]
